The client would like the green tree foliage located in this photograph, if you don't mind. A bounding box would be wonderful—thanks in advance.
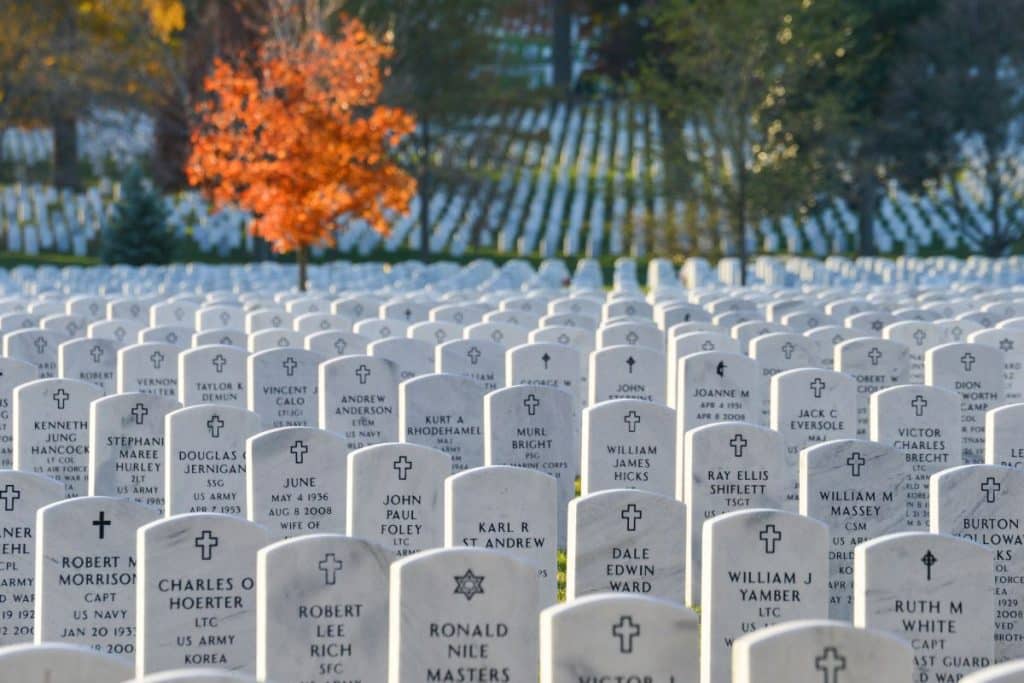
[644,0,857,280]
[883,0,1024,256]
[342,0,533,257]
[101,167,175,265]
[790,0,939,255]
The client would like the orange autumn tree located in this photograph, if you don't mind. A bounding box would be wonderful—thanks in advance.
[187,20,416,290]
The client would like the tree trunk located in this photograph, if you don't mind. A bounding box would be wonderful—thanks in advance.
[297,245,308,292]
[736,210,748,286]
[854,170,877,257]
[736,169,748,286]
[418,119,432,260]
[52,114,80,191]
[153,104,189,192]
[552,0,572,92]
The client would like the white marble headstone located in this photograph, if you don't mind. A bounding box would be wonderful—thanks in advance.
[387,547,539,683]
[539,593,698,683]
[14,378,102,497]
[701,508,829,683]
[0,470,63,645]
[400,373,485,472]
[164,405,263,516]
[346,442,449,557]
[34,496,158,652]
[177,345,247,408]
[567,489,686,603]
[89,392,178,512]
[246,426,347,539]
[871,384,962,527]
[444,466,558,605]
[854,531,994,682]
[256,534,392,683]
[931,464,1024,663]
[0,642,132,682]
[731,618,914,683]
[581,398,675,497]
[318,355,400,451]
[799,438,909,620]
[136,513,269,676]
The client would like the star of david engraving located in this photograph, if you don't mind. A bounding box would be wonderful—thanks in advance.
[453,569,485,601]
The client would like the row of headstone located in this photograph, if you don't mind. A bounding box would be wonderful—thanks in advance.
[0,514,1006,682]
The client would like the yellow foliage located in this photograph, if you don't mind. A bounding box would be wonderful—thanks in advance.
[145,0,185,41]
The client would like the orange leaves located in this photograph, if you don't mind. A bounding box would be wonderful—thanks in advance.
[187,20,416,255]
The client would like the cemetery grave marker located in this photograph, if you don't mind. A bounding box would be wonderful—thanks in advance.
[164,405,263,516]
[0,470,63,646]
[256,534,392,683]
[731,618,914,683]
[136,513,270,676]
[581,398,675,497]
[246,348,322,428]
[34,496,158,653]
[318,355,401,451]
[246,426,347,539]
[566,489,686,603]
[799,439,909,620]
[854,531,994,682]
[387,547,540,683]
[701,508,829,683]
[14,378,102,498]
[931,464,1024,663]
[89,392,179,512]
[346,442,449,557]
[400,373,485,472]
[444,466,558,604]
[539,594,699,683]
[926,342,1004,464]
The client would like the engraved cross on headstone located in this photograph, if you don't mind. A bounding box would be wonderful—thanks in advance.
[291,440,309,465]
[612,616,641,654]
[815,646,847,683]
[523,394,540,416]
[960,352,976,372]
[355,364,371,384]
[847,452,865,477]
[211,354,227,373]
[621,503,642,532]
[0,484,20,511]
[52,388,70,409]
[319,553,343,585]
[982,476,1001,504]
[911,395,927,417]
[195,530,219,561]
[810,377,826,398]
[393,455,413,481]
[131,402,148,425]
[92,511,111,540]
[922,550,937,581]
[759,524,782,554]
[207,415,225,438]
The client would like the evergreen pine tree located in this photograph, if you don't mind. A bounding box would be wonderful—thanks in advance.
[101,166,175,265]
